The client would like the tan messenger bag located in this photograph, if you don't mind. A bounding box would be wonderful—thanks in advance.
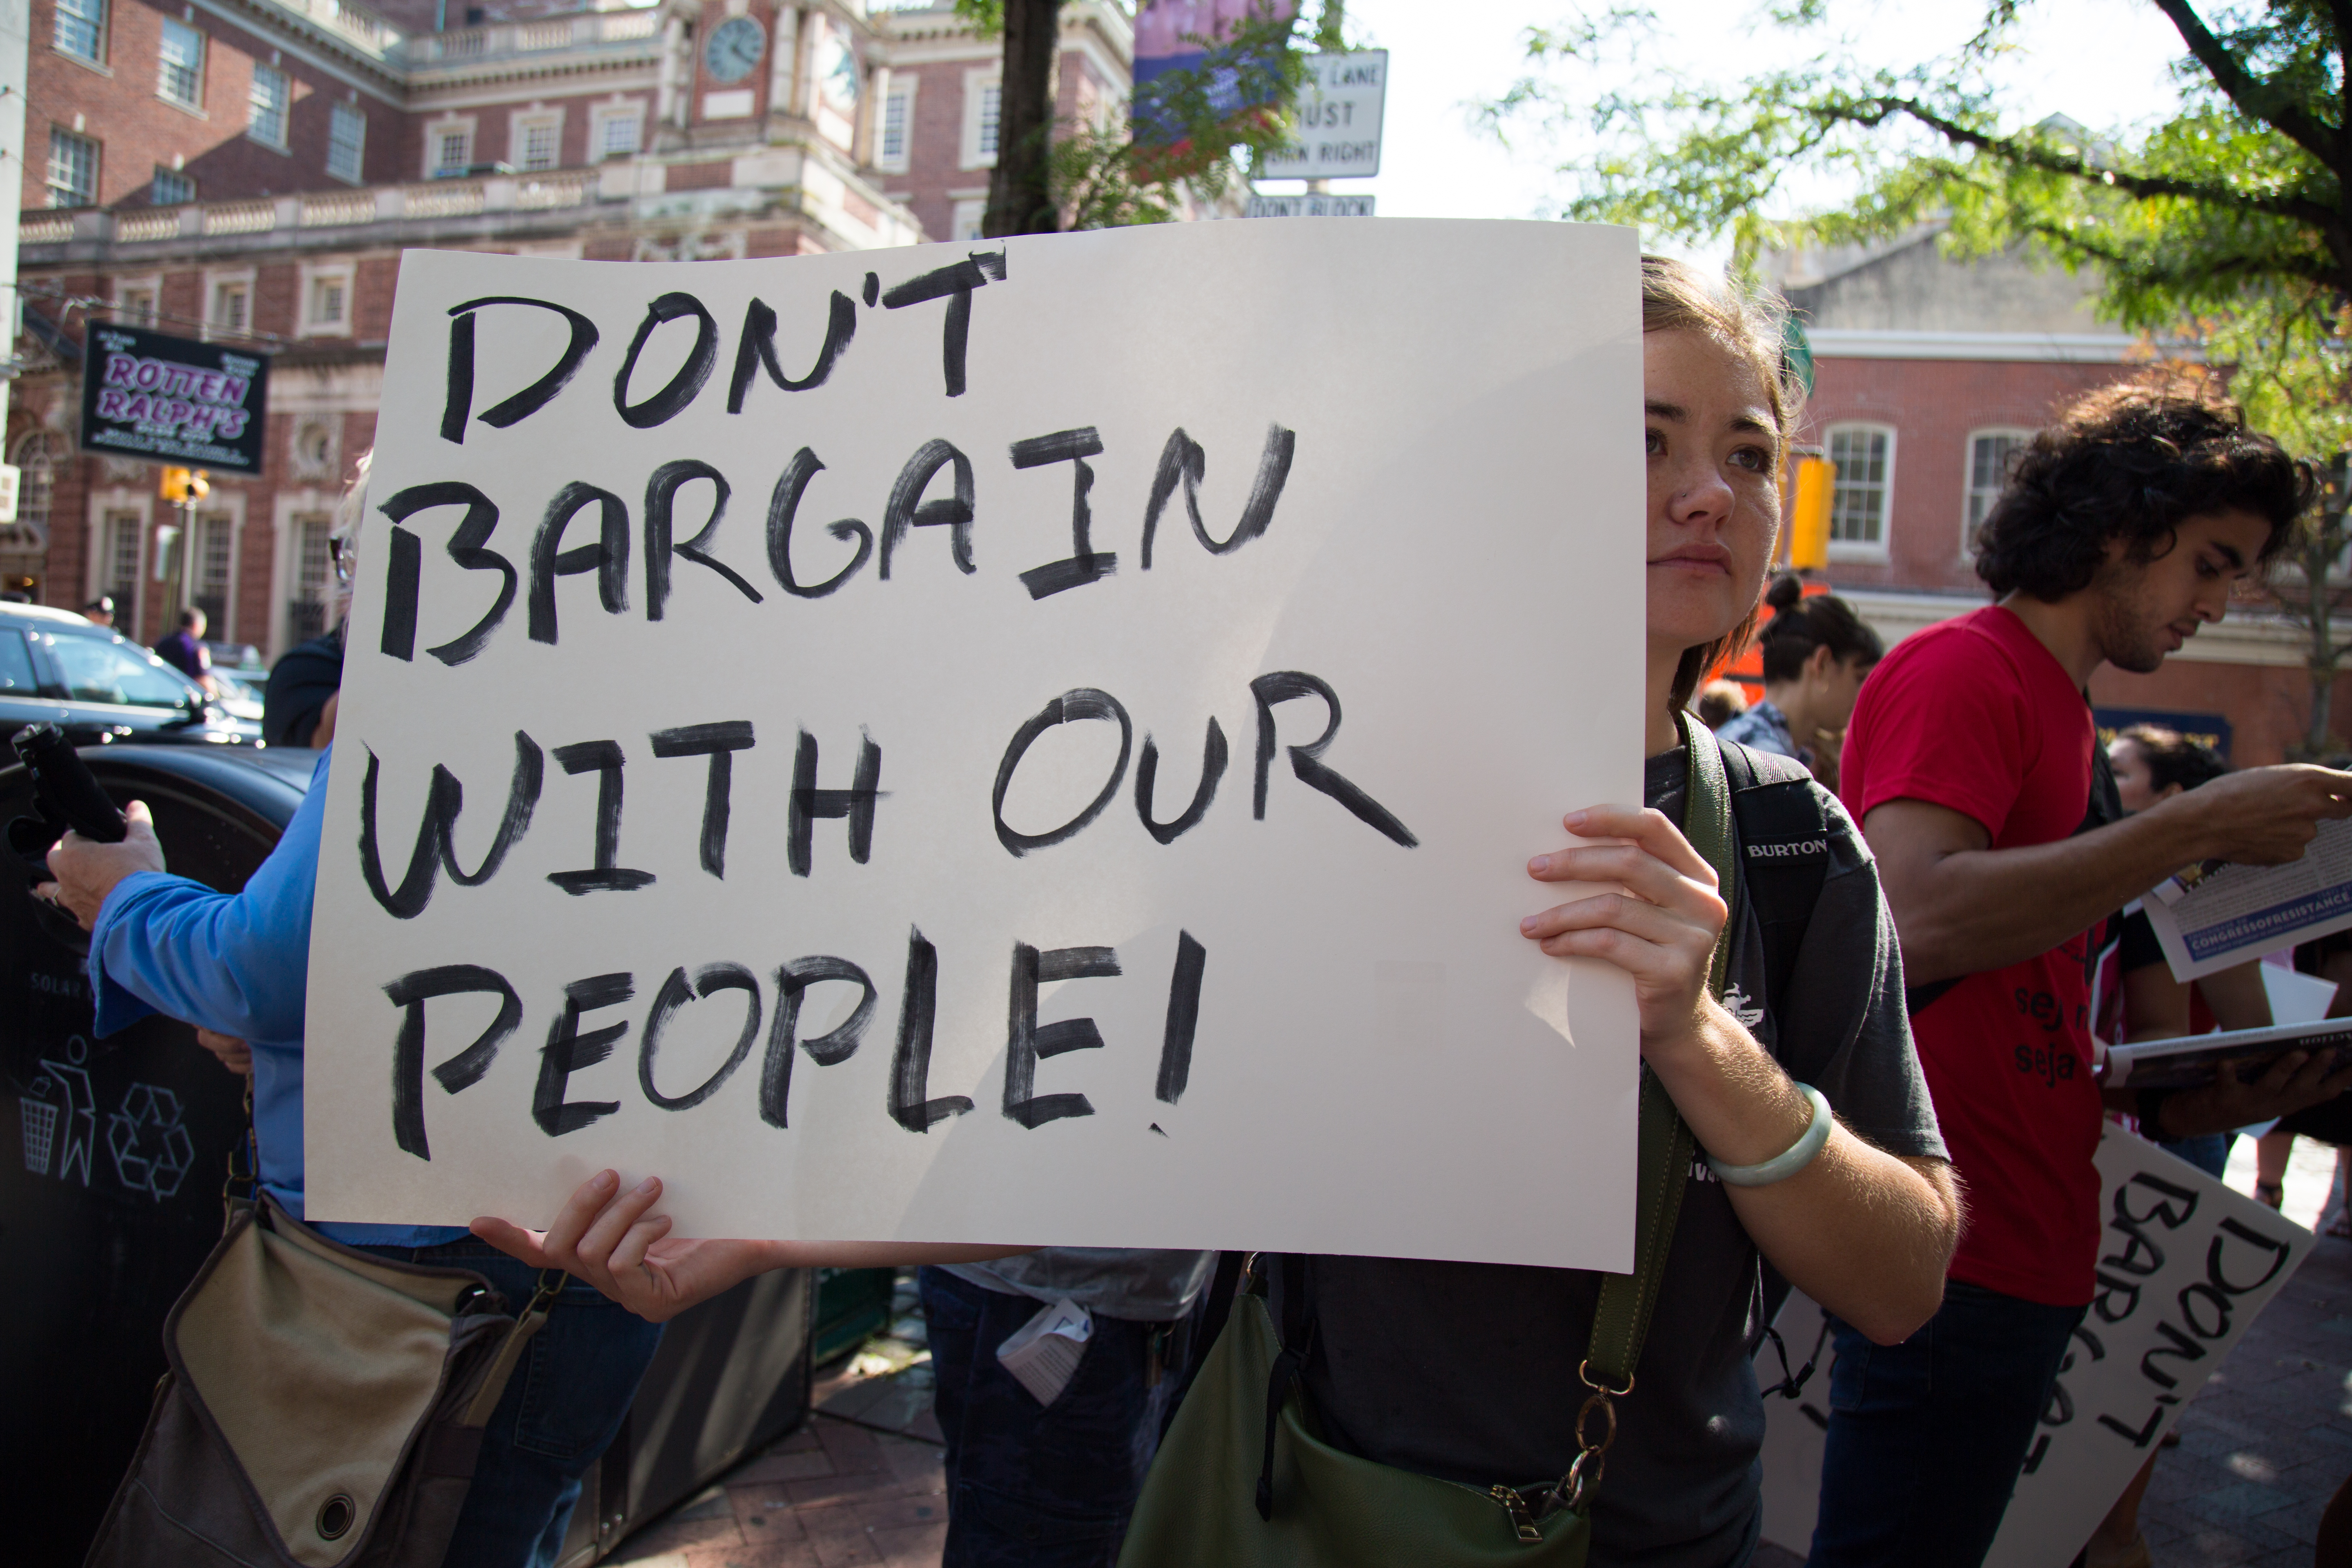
[84,1191,560,1568]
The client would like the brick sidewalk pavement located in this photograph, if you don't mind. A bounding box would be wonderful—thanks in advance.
[616,1193,2352,1568]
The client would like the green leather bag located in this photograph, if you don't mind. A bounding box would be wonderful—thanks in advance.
[1116,714,1740,1567]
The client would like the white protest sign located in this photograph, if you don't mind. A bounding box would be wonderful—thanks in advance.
[1259,51,1388,180]
[304,221,1645,1263]
[1757,1127,2310,1564]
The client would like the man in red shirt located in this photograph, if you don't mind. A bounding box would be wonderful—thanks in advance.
[1813,383,2352,1568]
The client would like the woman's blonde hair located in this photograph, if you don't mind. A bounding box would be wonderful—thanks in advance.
[1641,255,1804,715]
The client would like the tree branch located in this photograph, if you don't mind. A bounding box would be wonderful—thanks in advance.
[1849,96,2341,230]
[2148,0,2341,168]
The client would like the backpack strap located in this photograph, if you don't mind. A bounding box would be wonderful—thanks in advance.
[1718,740,1832,1022]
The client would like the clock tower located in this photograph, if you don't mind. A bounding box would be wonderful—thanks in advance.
[678,1,873,162]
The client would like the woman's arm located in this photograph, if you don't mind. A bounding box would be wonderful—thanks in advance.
[472,1172,1029,1323]
[1524,804,1960,1345]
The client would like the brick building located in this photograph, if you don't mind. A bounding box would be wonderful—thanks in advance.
[0,0,1135,660]
[1768,226,2352,765]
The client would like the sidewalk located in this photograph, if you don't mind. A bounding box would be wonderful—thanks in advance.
[618,1140,2352,1568]
[607,1274,950,1568]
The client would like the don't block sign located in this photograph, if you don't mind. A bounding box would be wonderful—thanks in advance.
[305,220,1645,1266]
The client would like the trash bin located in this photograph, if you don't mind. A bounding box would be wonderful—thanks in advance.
[0,745,816,1564]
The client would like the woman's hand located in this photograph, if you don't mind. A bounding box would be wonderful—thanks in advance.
[1521,803,1727,1051]
[193,1028,252,1076]
[472,1170,779,1323]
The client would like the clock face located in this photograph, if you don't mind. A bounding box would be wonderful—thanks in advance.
[815,30,861,114]
[703,16,766,86]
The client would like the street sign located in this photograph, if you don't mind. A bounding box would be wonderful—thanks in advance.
[79,322,269,475]
[1245,194,1376,218]
[1259,50,1387,181]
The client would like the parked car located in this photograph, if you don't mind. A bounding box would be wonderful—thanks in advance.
[0,603,263,747]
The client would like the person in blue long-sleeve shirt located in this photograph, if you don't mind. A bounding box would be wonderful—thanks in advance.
[43,748,662,1568]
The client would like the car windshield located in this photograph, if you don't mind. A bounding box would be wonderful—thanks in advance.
[47,634,199,708]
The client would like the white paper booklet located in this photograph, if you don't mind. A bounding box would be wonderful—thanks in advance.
[2143,817,2352,981]
[2105,1014,2352,1089]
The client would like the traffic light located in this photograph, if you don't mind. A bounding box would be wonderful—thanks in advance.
[1788,456,1835,570]
[158,468,211,503]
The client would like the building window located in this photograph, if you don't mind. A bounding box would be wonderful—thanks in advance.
[597,106,641,159]
[104,508,143,617]
[11,433,60,544]
[977,82,1000,159]
[1825,424,1895,555]
[1963,428,2030,549]
[515,115,560,172]
[158,18,205,109]
[55,0,105,62]
[949,197,986,243]
[432,125,472,177]
[310,274,346,327]
[116,285,157,326]
[327,102,366,183]
[289,512,333,641]
[47,127,98,207]
[151,167,194,205]
[249,63,290,147]
[879,85,911,171]
[191,511,232,633]
[213,281,249,334]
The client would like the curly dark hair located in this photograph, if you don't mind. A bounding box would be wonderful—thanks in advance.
[1973,380,2317,599]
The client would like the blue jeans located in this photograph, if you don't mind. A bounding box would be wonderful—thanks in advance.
[2161,1132,2232,1179]
[359,1239,664,1568]
[1809,1279,2087,1568]
[919,1267,1189,1568]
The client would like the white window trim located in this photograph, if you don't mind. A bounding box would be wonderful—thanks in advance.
[202,266,256,342]
[510,107,564,173]
[960,67,1000,171]
[111,272,161,327]
[156,16,207,113]
[271,492,341,660]
[876,71,915,174]
[47,125,100,207]
[423,115,477,179]
[327,100,368,184]
[247,61,292,151]
[1824,421,1897,564]
[592,101,645,160]
[53,0,108,68]
[299,260,354,338]
[1960,426,2033,559]
[86,491,151,635]
[186,497,245,644]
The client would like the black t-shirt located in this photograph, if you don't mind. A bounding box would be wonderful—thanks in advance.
[1288,748,1947,1568]
[264,628,343,748]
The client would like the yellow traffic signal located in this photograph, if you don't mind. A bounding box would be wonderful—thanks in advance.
[1788,456,1835,570]
[158,468,211,503]
[189,470,210,501]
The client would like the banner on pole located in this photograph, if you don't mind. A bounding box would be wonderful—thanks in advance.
[304,221,1645,1264]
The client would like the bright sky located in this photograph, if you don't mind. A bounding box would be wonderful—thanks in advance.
[1255,0,2204,225]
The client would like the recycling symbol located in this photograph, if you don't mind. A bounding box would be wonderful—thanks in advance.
[107,1084,194,1201]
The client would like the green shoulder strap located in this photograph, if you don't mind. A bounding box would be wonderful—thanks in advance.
[1580,712,1741,1390]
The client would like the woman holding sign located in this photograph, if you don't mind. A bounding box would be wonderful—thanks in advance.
[473,256,1960,1568]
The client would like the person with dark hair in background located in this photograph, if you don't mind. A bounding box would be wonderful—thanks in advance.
[1817,379,2352,1568]
[1695,677,1749,729]
[1716,574,1882,776]
[153,605,216,696]
[82,595,114,628]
